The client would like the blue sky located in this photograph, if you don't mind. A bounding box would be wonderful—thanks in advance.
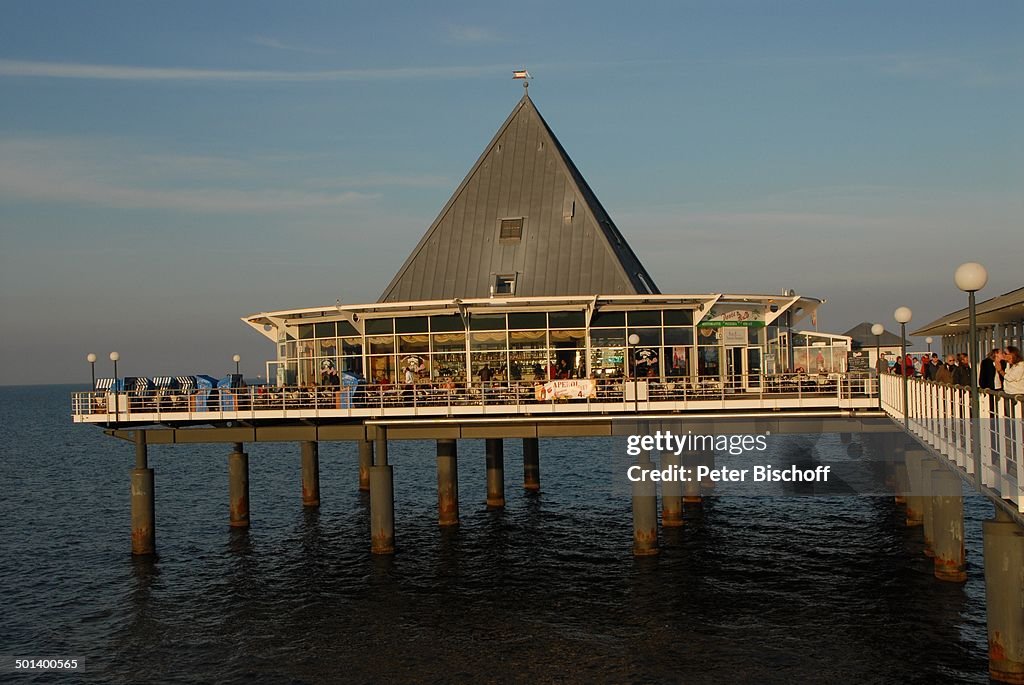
[1,1,1020,384]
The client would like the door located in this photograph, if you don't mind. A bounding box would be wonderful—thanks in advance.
[727,347,744,392]
[746,347,762,390]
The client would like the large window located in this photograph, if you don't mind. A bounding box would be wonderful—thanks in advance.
[274,306,707,387]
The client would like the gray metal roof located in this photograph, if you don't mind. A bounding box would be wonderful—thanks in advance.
[843,322,912,349]
[379,93,660,303]
[912,287,1024,336]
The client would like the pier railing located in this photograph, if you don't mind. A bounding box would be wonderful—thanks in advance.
[72,373,878,423]
[881,373,1024,512]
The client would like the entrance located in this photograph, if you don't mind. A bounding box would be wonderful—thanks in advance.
[726,347,762,392]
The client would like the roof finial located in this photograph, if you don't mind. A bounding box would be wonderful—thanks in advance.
[512,69,532,91]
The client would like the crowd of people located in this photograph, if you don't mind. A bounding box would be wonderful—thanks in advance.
[876,346,1024,397]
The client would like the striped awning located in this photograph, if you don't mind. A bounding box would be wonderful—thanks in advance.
[176,376,196,390]
[152,376,179,389]
[133,377,153,391]
[95,378,115,391]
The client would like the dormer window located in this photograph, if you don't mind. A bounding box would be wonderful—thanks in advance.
[493,273,517,296]
[499,218,523,243]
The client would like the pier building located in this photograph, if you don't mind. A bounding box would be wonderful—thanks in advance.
[70,89,1024,681]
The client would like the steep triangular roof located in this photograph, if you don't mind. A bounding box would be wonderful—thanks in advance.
[843,322,912,349]
[379,93,659,302]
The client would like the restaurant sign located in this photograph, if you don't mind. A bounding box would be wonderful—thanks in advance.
[701,307,765,328]
[534,379,597,401]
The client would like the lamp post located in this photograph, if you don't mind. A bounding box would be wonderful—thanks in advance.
[894,308,912,428]
[233,354,241,376]
[110,351,120,418]
[955,261,988,488]
[925,336,933,354]
[86,353,97,390]
[871,323,884,408]
[628,333,640,412]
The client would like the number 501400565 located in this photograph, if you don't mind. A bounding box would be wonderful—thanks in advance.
[13,658,81,671]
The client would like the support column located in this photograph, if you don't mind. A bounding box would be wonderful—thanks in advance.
[436,439,459,526]
[523,437,540,491]
[228,442,250,528]
[632,458,659,556]
[301,440,320,507]
[683,452,703,506]
[130,430,155,555]
[370,428,394,554]
[920,457,941,557]
[893,444,909,506]
[983,510,1024,683]
[903,449,924,527]
[358,440,373,492]
[485,438,505,509]
[930,468,966,582]
[661,452,683,527]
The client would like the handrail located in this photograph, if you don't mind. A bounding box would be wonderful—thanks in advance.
[71,373,879,421]
[880,374,1023,513]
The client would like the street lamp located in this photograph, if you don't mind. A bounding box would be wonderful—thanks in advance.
[925,336,933,354]
[233,354,241,376]
[86,353,97,390]
[628,333,640,412]
[954,261,988,488]
[109,351,120,418]
[894,307,912,428]
[870,323,884,408]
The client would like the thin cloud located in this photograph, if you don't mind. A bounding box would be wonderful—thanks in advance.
[445,24,504,45]
[0,138,376,213]
[305,173,453,189]
[0,59,505,83]
[247,35,334,56]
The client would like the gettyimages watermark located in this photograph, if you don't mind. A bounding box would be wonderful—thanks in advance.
[606,418,951,497]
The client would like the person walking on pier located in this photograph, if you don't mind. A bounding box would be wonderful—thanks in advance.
[953,353,971,386]
[980,349,1001,392]
[935,356,954,384]
[876,352,889,377]
[997,346,1024,397]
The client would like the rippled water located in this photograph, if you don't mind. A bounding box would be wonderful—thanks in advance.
[0,385,992,683]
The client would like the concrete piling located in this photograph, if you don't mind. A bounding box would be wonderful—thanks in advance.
[301,440,320,507]
[437,439,459,526]
[903,449,924,527]
[130,431,155,555]
[228,443,250,528]
[890,437,908,505]
[661,452,683,527]
[485,438,505,509]
[930,468,966,582]
[358,439,373,492]
[631,457,659,556]
[983,510,1024,683]
[683,452,703,505]
[370,428,394,554]
[523,437,540,491]
[920,457,941,557]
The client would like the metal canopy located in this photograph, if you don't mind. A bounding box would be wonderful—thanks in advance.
[379,93,660,303]
[912,287,1024,336]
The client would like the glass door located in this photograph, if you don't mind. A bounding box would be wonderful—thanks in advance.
[746,347,762,390]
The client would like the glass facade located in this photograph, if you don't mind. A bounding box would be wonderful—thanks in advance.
[271,304,841,389]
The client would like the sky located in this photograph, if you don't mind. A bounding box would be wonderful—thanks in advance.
[1,1,1020,385]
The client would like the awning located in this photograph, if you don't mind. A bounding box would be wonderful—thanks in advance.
[176,376,197,390]
[95,378,115,391]
[913,287,1024,336]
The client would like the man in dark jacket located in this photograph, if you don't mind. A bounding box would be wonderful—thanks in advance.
[979,349,1000,391]
[952,354,971,386]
